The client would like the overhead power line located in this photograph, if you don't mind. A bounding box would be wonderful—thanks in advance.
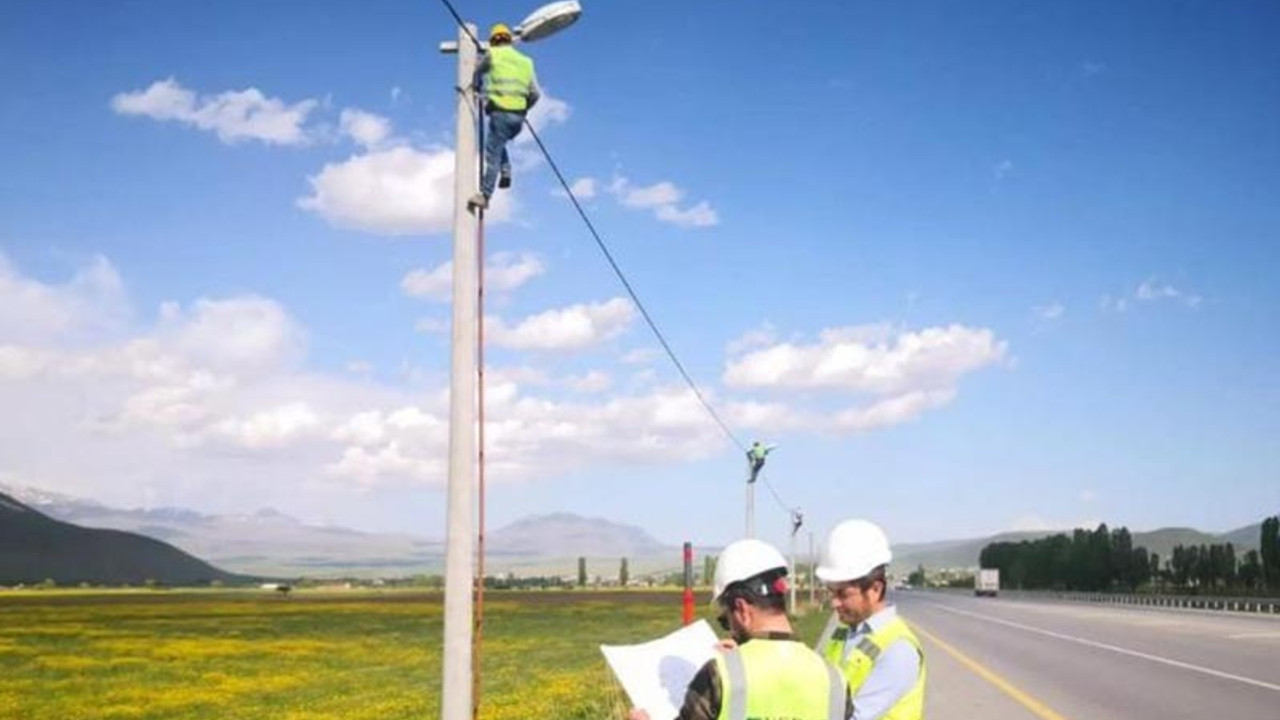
[434,0,808,520]
[520,122,747,454]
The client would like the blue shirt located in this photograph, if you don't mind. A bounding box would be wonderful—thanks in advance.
[839,606,921,720]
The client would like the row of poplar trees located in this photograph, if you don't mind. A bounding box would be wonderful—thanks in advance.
[979,516,1280,594]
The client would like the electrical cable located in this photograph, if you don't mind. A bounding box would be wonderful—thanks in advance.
[434,0,806,519]
[521,122,748,453]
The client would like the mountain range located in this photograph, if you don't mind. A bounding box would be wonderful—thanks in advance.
[0,491,245,586]
[0,483,676,577]
[2,482,1268,579]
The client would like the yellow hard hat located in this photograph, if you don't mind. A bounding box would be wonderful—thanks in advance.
[489,23,513,42]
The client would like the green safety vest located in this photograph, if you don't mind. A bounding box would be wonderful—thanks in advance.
[486,45,535,112]
[819,614,926,720]
[714,639,846,720]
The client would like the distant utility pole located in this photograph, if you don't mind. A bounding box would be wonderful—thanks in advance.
[808,530,816,606]
[789,509,802,610]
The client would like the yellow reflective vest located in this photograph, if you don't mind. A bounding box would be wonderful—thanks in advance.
[819,614,925,720]
[714,638,846,720]
[486,45,535,112]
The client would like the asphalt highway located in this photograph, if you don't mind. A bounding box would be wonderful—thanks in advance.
[890,591,1280,720]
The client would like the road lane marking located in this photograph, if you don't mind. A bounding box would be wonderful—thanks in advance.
[928,602,1280,694]
[911,621,1072,720]
[1228,631,1280,639]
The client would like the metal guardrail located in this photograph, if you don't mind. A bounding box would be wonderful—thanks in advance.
[997,589,1280,615]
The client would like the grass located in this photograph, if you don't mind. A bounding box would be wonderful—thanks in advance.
[0,588,833,720]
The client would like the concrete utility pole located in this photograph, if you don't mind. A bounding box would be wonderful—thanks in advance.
[745,481,755,538]
[436,7,581,720]
[440,22,480,720]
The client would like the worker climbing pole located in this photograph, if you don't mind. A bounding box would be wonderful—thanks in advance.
[467,23,543,213]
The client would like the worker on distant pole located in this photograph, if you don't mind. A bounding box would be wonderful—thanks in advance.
[468,23,541,212]
[629,539,849,720]
[815,520,926,720]
[746,441,776,484]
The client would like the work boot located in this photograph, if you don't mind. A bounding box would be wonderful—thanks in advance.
[498,167,512,189]
[467,193,489,212]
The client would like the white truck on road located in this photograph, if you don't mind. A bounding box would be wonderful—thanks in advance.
[975,568,1000,597]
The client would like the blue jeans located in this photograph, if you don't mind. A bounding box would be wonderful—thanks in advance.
[481,110,525,197]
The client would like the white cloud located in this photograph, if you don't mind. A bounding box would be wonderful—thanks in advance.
[655,202,718,228]
[487,298,636,351]
[208,403,322,450]
[1034,302,1064,321]
[513,94,570,145]
[508,92,571,171]
[833,389,956,432]
[161,296,305,374]
[725,400,805,431]
[1135,278,1202,308]
[557,177,596,199]
[487,252,546,292]
[608,175,719,228]
[1099,293,1128,313]
[111,78,319,146]
[401,263,452,301]
[726,323,778,356]
[566,370,612,393]
[0,255,739,506]
[298,145,513,236]
[621,348,660,365]
[724,323,1006,396]
[401,252,545,302]
[722,324,1005,433]
[617,181,682,209]
[0,253,130,344]
[1102,278,1202,312]
[488,366,549,386]
[339,108,392,149]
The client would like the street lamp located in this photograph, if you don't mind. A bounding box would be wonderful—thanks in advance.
[516,1,582,41]
[438,6,581,720]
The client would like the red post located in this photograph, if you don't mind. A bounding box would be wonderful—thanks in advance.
[682,542,695,625]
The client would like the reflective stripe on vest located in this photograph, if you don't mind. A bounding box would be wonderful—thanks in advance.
[716,639,844,720]
[819,615,926,720]
[486,46,534,112]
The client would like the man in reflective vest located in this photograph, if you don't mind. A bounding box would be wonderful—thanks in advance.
[468,22,541,212]
[815,520,926,720]
[746,441,776,484]
[629,538,849,720]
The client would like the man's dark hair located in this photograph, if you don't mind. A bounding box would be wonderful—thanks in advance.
[720,568,788,614]
[853,564,889,601]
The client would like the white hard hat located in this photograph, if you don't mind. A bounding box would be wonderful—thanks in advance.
[815,519,892,583]
[712,538,788,604]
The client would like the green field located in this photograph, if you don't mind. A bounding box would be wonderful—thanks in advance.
[0,589,830,720]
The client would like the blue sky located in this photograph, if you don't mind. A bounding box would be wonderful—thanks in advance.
[2,0,1278,551]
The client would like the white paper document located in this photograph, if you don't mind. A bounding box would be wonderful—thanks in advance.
[600,619,720,720]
